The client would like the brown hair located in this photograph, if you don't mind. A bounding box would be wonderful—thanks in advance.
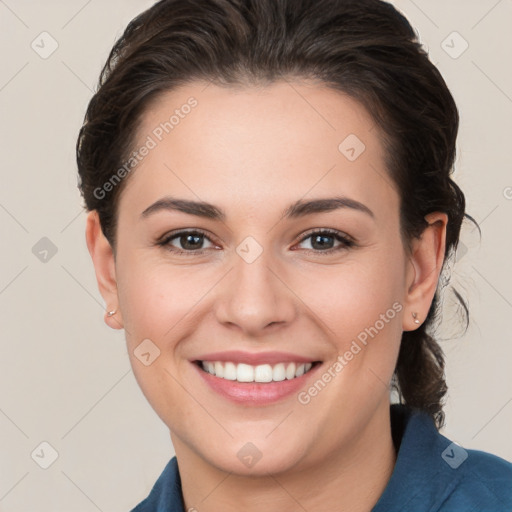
[76,0,478,429]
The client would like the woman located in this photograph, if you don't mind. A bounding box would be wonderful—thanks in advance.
[76,0,512,510]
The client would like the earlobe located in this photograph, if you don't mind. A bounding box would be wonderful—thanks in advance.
[85,211,124,330]
[402,212,448,332]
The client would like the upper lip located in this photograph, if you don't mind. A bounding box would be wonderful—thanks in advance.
[193,350,319,366]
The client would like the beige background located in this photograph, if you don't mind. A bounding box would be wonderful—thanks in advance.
[0,0,511,510]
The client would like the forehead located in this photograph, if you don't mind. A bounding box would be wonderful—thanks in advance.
[119,80,398,224]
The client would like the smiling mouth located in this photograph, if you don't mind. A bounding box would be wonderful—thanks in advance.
[195,360,321,383]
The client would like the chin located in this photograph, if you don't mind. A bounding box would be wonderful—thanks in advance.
[199,436,309,477]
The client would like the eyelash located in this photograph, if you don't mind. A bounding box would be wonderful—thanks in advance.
[157,228,356,256]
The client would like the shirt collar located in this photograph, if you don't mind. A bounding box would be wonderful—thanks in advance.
[372,403,457,511]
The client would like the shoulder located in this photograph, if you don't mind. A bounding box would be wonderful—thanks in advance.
[129,456,184,512]
[373,405,512,512]
[446,446,512,509]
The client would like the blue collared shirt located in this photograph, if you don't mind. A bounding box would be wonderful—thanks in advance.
[130,404,512,511]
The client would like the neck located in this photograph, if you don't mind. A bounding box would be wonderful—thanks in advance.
[174,403,396,512]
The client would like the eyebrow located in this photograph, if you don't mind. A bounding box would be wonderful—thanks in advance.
[140,195,375,221]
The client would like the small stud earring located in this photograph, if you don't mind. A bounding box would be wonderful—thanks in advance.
[107,309,117,317]
[412,312,420,324]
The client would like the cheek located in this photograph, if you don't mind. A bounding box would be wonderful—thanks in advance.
[116,255,206,344]
[296,248,405,394]
[291,249,405,338]
[115,257,198,423]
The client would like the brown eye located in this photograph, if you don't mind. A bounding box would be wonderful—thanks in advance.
[158,230,216,255]
[294,229,355,254]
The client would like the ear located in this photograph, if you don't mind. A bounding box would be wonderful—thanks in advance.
[402,212,448,332]
[85,211,124,330]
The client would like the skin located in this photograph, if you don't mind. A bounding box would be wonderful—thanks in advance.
[86,80,447,512]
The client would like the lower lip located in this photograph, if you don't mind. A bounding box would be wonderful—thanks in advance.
[193,362,321,405]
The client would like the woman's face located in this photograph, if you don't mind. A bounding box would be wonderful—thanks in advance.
[90,80,435,475]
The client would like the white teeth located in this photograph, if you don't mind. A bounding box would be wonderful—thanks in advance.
[285,363,296,380]
[254,364,273,382]
[214,361,224,378]
[272,363,286,382]
[237,363,254,382]
[200,360,316,382]
[224,362,237,380]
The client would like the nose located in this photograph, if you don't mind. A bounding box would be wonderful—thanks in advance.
[214,247,297,337]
